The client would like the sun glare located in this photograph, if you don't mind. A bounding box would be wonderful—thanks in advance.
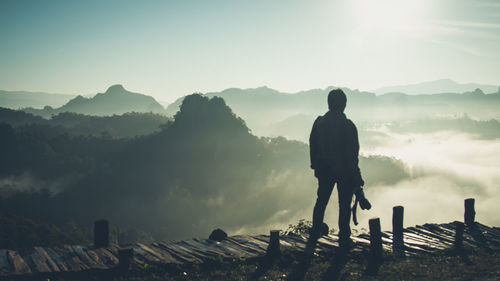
[352,0,427,33]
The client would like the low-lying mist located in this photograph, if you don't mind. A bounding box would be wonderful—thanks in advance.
[227,121,500,235]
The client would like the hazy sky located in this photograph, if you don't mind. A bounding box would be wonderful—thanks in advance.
[1,0,499,101]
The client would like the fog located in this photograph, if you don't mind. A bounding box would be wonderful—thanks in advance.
[231,120,500,235]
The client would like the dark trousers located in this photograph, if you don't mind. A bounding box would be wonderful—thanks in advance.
[312,176,353,244]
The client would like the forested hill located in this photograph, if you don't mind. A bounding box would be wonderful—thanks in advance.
[0,94,407,244]
[23,84,165,117]
[0,107,170,138]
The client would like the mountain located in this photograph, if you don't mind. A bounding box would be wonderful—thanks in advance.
[165,85,500,140]
[23,85,165,117]
[0,90,75,109]
[373,79,499,95]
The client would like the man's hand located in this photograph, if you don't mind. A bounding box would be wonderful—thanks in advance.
[354,187,371,210]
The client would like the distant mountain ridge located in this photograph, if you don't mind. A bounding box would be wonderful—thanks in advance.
[0,90,75,109]
[165,84,500,139]
[373,79,499,95]
[23,84,165,117]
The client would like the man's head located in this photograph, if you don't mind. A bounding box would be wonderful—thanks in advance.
[327,89,347,111]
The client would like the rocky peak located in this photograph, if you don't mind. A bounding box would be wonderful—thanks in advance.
[105,84,126,95]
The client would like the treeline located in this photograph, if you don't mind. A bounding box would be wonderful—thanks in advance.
[0,107,170,138]
[388,115,500,140]
[0,95,409,247]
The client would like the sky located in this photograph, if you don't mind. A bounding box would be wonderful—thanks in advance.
[1,0,499,102]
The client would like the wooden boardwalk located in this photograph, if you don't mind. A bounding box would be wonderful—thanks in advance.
[1,221,499,277]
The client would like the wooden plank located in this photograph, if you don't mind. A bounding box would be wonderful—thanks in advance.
[45,248,69,272]
[421,224,458,241]
[223,238,265,257]
[226,237,268,254]
[60,245,90,272]
[199,240,243,258]
[29,250,52,273]
[148,244,183,264]
[0,250,12,274]
[215,239,259,258]
[276,235,307,250]
[34,247,60,272]
[180,240,224,259]
[132,245,162,264]
[136,243,168,262]
[72,246,104,269]
[93,248,118,266]
[465,223,500,242]
[156,242,202,263]
[403,231,436,244]
[230,235,268,252]
[415,225,455,244]
[82,248,108,269]
[7,250,30,275]
[168,242,207,262]
[136,243,182,264]
[406,227,453,248]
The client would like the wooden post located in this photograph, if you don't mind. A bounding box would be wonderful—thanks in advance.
[266,230,280,258]
[392,206,405,257]
[454,222,464,250]
[94,219,109,248]
[464,198,475,226]
[118,248,134,271]
[368,218,382,275]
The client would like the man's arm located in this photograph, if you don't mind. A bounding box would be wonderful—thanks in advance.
[346,120,364,186]
[309,117,321,169]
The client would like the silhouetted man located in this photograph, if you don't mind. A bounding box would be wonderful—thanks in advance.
[309,89,365,249]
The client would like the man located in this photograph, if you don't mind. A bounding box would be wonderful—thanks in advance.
[309,88,365,249]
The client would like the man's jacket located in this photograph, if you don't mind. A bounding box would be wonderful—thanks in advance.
[309,110,364,186]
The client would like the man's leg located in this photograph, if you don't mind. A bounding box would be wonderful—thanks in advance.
[337,182,354,247]
[312,176,335,237]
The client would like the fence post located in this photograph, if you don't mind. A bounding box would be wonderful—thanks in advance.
[454,222,464,250]
[464,198,475,226]
[118,248,134,272]
[266,230,280,259]
[367,218,382,275]
[94,219,109,248]
[392,206,405,257]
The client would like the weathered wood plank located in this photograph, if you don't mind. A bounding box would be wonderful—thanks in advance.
[91,248,118,267]
[7,250,30,275]
[156,242,203,263]
[72,246,103,269]
[180,239,225,259]
[148,244,183,264]
[132,245,162,264]
[81,248,108,269]
[29,250,52,273]
[216,239,259,258]
[44,248,69,272]
[406,227,454,248]
[0,250,12,274]
[59,245,90,272]
[230,235,268,251]
[135,243,181,264]
[225,237,266,255]
[35,247,60,272]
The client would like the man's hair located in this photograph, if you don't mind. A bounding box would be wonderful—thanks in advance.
[327,89,347,111]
